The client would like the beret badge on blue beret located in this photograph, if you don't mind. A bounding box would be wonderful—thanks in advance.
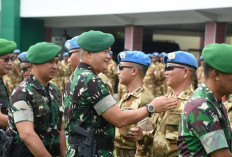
[20,56,26,62]
[66,42,71,50]
[168,53,175,60]
[120,52,126,59]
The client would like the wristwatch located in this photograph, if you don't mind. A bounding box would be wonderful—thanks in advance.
[146,104,155,117]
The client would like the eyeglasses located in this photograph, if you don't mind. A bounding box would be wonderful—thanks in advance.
[0,56,14,62]
[20,65,32,72]
[165,64,186,71]
[68,51,80,57]
[117,64,142,71]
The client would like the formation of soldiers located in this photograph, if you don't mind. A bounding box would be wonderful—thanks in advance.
[1,30,232,157]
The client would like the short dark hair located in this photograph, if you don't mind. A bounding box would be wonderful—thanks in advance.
[204,62,214,78]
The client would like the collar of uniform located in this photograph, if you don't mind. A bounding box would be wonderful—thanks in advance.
[196,83,219,106]
[0,78,3,84]
[29,73,49,90]
[122,86,144,100]
[78,62,95,74]
[168,85,194,100]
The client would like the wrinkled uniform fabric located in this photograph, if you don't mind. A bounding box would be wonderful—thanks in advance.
[104,59,118,95]
[114,86,154,157]
[64,62,117,157]
[178,83,232,157]
[152,85,193,157]
[0,78,9,115]
[7,74,63,155]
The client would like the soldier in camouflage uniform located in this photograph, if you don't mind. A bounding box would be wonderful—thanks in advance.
[0,39,16,128]
[114,51,154,157]
[144,52,166,98]
[64,36,114,96]
[18,52,32,81]
[3,49,22,95]
[6,42,66,157]
[196,55,204,87]
[51,61,64,92]
[130,51,197,157]
[64,30,178,157]
[60,52,72,87]
[224,95,232,126]
[104,51,118,95]
[178,43,232,156]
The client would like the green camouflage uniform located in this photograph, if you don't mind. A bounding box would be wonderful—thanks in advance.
[178,83,232,156]
[152,85,194,157]
[196,66,204,88]
[98,72,114,96]
[6,74,64,156]
[114,86,154,157]
[64,62,117,157]
[104,59,118,95]
[0,78,9,115]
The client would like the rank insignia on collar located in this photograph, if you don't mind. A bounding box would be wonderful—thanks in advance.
[168,53,175,60]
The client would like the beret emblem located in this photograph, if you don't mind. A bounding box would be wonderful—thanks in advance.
[66,42,71,49]
[120,52,126,59]
[168,53,175,60]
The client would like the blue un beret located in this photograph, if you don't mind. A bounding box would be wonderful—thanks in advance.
[146,53,152,58]
[64,36,80,51]
[160,52,167,57]
[117,51,151,68]
[199,56,203,61]
[63,52,69,57]
[13,49,20,54]
[164,51,198,69]
[18,52,29,63]
[152,52,159,57]
[109,51,113,55]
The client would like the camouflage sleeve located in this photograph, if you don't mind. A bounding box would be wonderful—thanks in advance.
[10,87,34,123]
[187,102,228,154]
[12,100,34,123]
[86,77,116,115]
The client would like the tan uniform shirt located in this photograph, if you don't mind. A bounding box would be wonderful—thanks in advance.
[104,59,117,94]
[114,86,154,156]
[196,66,204,87]
[152,85,194,157]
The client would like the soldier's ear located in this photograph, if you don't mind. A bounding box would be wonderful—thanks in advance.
[212,70,221,81]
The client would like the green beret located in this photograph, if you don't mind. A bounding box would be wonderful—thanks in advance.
[76,30,115,52]
[0,39,17,56]
[202,43,232,73]
[27,42,61,64]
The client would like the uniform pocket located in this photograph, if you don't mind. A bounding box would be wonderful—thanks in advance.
[165,110,182,140]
